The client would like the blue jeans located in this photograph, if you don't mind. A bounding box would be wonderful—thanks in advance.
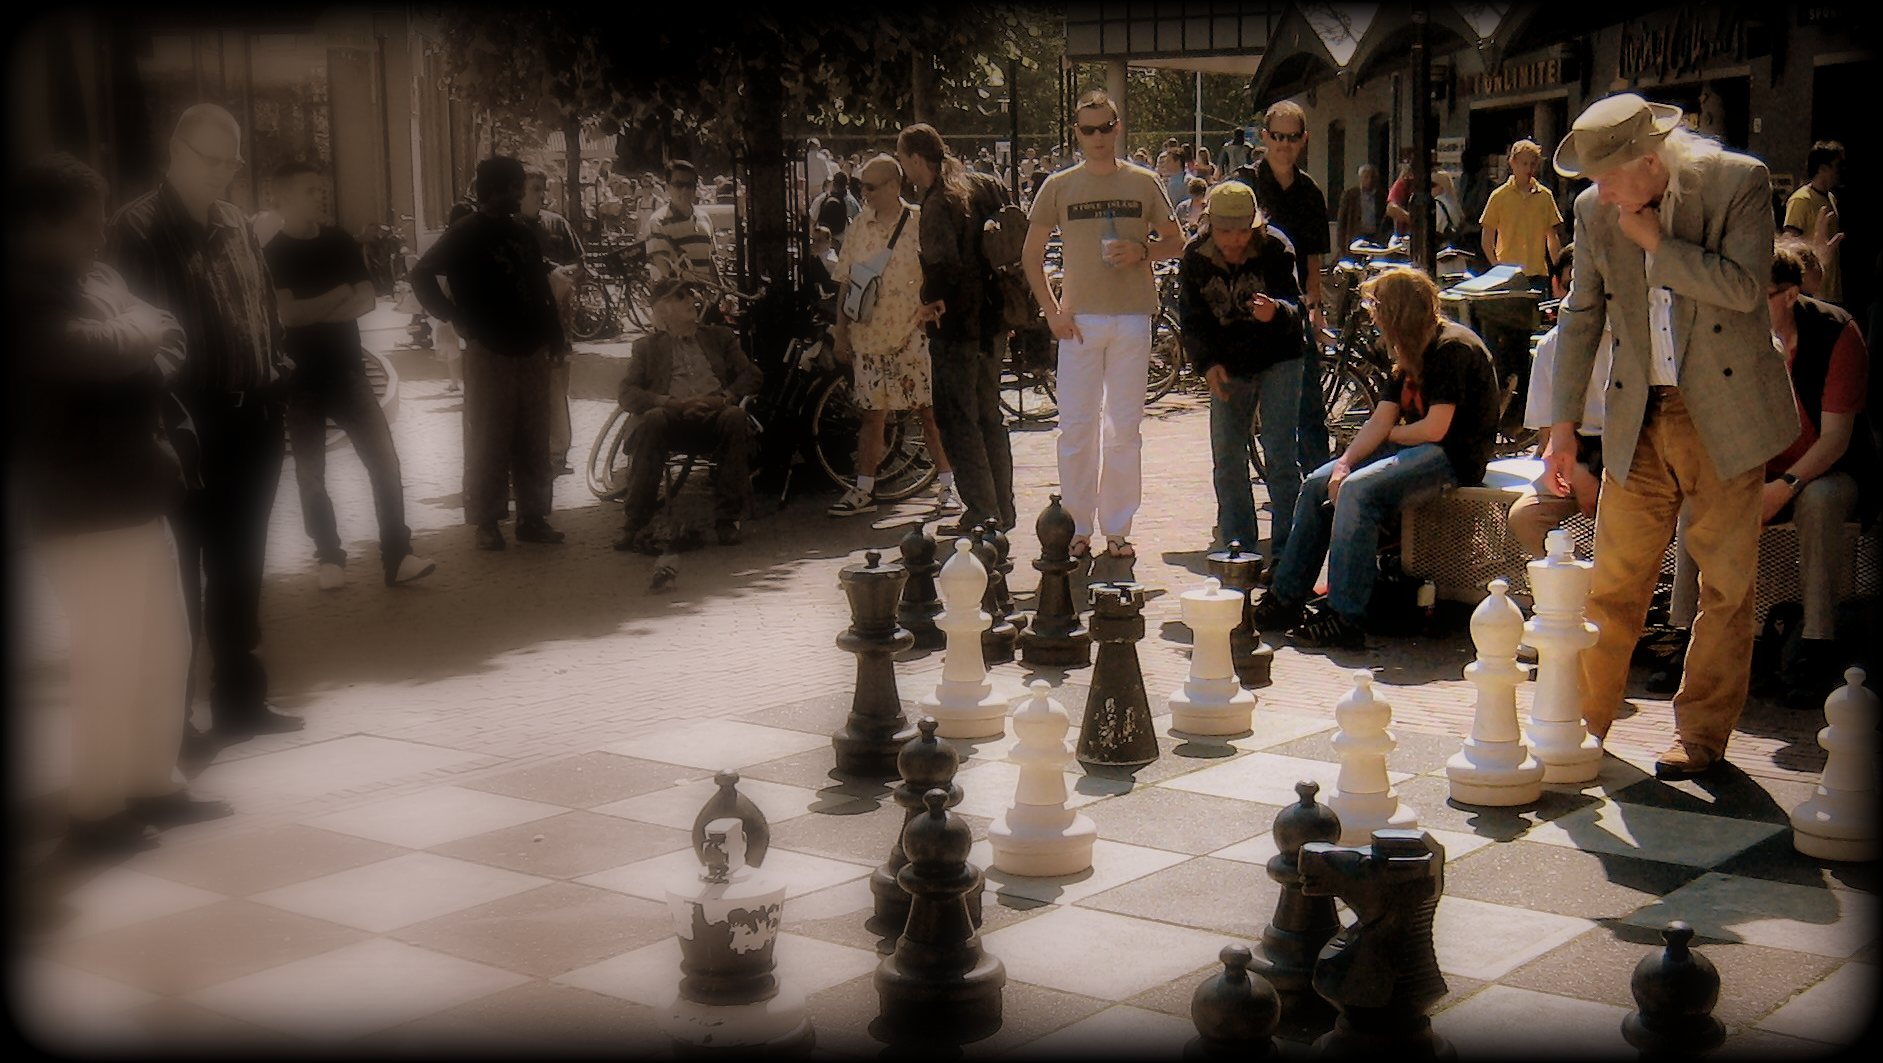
[1209,359,1302,557]
[1296,322,1330,471]
[1270,443,1457,621]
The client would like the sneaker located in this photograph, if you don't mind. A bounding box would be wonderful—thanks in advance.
[1287,609,1367,650]
[716,520,743,547]
[214,706,306,738]
[317,562,345,591]
[827,486,877,517]
[474,524,507,551]
[388,553,437,586]
[934,484,963,514]
[61,812,157,860]
[556,461,575,477]
[515,518,566,544]
[1249,593,1306,633]
[127,790,235,829]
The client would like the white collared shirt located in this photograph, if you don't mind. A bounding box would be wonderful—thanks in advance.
[1644,190,1680,386]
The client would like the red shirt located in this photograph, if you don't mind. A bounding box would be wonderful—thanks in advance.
[1769,320,1869,474]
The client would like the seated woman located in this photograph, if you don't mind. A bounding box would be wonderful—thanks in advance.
[1252,266,1501,649]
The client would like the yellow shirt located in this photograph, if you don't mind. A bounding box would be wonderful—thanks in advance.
[1784,185,1841,303]
[1479,177,1563,278]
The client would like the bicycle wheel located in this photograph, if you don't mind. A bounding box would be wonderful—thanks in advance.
[570,280,619,341]
[1248,358,1380,483]
[1146,309,1182,404]
[874,411,939,501]
[806,376,938,501]
[999,326,1059,421]
[586,406,636,501]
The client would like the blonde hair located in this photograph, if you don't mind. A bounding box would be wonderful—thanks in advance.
[1508,139,1543,163]
[1359,267,1444,382]
[1264,100,1307,134]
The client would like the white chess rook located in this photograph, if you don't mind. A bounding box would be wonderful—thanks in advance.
[1525,529,1604,783]
[990,681,1098,876]
[1168,577,1258,736]
[919,538,1008,739]
[1328,671,1418,845]
[1791,668,1879,862]
[1448,579,1547,806]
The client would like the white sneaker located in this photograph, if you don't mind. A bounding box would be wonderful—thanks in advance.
[826,486,877,517]
[390,554,437,586]
[934,484,963,514]
[317,563,346,591]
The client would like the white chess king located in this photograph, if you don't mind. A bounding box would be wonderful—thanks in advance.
[1168,577,1258,736]
[1791,668,1879,862]
[1328,671,1418,845]
[1525,528,1603,783]
[1448,579,1546,806]
[989,681,1098,876]
[918,538,1008,739]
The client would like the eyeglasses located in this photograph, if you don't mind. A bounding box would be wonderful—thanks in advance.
[1263,129,1305,144]
[1076,119,1119,137]
[177,139,246,173]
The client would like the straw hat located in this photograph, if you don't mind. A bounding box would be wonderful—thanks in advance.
[1553,93,1683,178]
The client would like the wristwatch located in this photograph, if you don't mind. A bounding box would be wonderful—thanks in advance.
[1779,472,1803,493]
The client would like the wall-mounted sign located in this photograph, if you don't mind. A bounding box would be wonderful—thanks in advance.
[1619,6,1747,81]
[1459,56,1578,97]
[1435,136,1466,167]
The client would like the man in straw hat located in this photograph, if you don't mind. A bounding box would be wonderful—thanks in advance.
[1544,92,1796,779]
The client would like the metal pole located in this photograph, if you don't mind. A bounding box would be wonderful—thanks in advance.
[1194,70,1203,164]
[1411,7,1432,272]
[1009,55,1021,200]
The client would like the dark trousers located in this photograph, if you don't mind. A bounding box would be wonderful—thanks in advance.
[1295,317,1331,472]
[176,395,286,725]
[463,343,554,527]
[621,405,753,529]
[932,337,1016,529]
[284,357,411,576]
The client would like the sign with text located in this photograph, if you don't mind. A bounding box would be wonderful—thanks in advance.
[1459,56,1578,98]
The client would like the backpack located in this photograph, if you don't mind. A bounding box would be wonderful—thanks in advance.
[968,172,1040,332]
[841,208,911,325]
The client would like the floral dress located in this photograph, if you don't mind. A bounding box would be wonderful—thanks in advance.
[834,202,932,411]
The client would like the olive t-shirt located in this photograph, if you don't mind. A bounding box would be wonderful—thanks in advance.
[1028,161,1175,316]
[1388,319,1502,485]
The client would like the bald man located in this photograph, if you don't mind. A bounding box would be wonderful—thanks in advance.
[110,103,303,744]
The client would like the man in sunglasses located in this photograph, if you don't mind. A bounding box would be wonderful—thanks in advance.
[110,103,302,744]
[639,159,721,288]
[1248,100,1335,487]
[1023,89,1185,561]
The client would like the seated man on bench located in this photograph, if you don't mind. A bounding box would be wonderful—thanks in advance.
[1508,243,1608,557]
[614,278,762,550]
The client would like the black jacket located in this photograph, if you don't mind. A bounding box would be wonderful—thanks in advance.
[1178,227,1303,379]
[410,210,563,357]
[917,177,990,348]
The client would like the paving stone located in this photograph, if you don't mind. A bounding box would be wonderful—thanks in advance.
[390,882,672,980]
[981,908,1230,1001]
[1079,856,1269,939]
[308,786,566,849]
[1715,830,1883,894]
[253,853,549,934]
[1622,873,1879,959]
[429,811,690,879]
[51,899,366,996]
[1446,840,1707,920]
[1431,985,1633,1059]
[457,752,702,808]
[971,838,1190,907]
[1390,774,1602,842]
[123,824,409,898]
[1263,726,1464,776]
[1079,787,1275,855]
[369,979,664,1052]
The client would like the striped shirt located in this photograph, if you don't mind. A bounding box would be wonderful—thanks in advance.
[108,183,284,397]
[638,201,718,283]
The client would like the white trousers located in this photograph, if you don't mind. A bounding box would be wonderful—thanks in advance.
[1055,313,1151,537]
[38,517,190,821]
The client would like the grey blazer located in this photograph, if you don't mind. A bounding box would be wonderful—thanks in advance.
[1550,149,1798,482]
[618,324,763,415]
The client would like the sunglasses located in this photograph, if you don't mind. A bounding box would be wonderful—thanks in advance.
[1076,119,1119,137]
[669,180,697,190]
[1263,129,1305,143]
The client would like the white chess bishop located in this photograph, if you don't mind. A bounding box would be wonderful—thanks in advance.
[1327,671,1418,846]
[918,538,1009,739]
[1791,668,1879,862]
[1525,529,1603,783]
[1447,579,1546,806]
[1168,577,1258,736]
[989,681,1097,876]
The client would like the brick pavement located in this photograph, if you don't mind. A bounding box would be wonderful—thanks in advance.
[10,303,1859,1053]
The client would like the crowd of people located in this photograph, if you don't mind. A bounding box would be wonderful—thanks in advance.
[9,79,1870,867]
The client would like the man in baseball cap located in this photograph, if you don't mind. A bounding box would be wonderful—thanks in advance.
[1179,177,1308,560]
[1541,92,1795,780]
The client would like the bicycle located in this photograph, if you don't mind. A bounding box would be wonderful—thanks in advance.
[569,240,655,341]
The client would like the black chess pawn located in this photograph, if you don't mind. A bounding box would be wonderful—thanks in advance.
[1077,582,1160,768]
[1019,494,1092,668]
[982,518,1027,637]
[971,526,1018,665]
[1186,944,1280,1060]
[691,770,772,869]
[1622,922,1725,1059]
[875,789,1005,1045]
[833,550,916,778]
[870,718,983,935]
[1207,540,1274,687]
[1252,781,1342,996]
[1300,829,1452,1058]
[898,525,946,652]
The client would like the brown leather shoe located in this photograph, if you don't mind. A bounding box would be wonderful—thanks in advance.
[1653,741,1719,779]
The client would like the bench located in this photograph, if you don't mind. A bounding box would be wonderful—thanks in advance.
[1399,457,1879,626]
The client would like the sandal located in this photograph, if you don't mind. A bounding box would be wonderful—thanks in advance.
[1069,534,1093,560]
[1105,535,1136,559]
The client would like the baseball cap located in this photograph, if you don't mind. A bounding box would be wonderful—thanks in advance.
[1205,182,1259,230]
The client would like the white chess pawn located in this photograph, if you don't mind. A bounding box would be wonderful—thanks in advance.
[1447,579,1546,806]
[1525,528,1604,783]
[1169,577,1258,736]
[1327,670,1418,845]
[990,681,1098,876]
[919,538,1008,739]
[1791,668,1879,862]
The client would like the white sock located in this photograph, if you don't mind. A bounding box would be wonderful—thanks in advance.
[856,475,875,494]
[937,470,955,488]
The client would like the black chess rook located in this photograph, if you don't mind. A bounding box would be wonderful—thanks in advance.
[832,550,915,778]
[1077,581,1160,768]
